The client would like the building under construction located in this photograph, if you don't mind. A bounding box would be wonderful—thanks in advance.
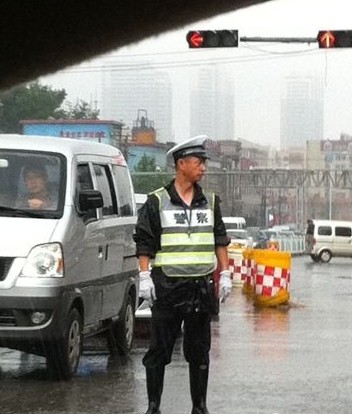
[131,109,156,145]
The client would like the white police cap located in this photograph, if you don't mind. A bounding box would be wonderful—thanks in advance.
[167,135,210,162]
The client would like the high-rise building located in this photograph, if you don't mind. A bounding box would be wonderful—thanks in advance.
[280,75,324,149]
[101,59,172,143]
[190,67,234,140]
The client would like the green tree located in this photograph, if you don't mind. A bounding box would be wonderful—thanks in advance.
[55,99,100,120]
[132,154,172,194]
[0,81,66,133]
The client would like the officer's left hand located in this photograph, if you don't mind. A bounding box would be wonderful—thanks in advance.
[139,270,156,307]
[219,270,232,303]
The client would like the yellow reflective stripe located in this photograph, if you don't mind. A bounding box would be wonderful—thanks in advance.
[161,232,214,246]
[154,252,215,266]
[161,245,214,253]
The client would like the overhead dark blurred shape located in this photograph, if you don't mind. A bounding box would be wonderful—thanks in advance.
[0,0,269,92]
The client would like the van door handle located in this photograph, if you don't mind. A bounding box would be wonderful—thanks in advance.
[105,245,109,260]
[98,245,103,259]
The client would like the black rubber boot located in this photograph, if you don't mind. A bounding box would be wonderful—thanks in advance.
[144,366,165,414]
[144,402,161,414]
[191,405,210,414]
[189,364,210,414]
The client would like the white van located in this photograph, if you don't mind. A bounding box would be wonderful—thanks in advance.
[222,216,246,230]
[310,219,352,263]
[0,134,139,379]
[222,216,252,247]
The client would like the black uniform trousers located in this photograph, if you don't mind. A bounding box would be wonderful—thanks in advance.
[142,272,213,369]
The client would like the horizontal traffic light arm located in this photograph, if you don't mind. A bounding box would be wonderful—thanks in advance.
[240,36,317,44]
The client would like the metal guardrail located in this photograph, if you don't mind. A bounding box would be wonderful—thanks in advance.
[273,234,306,255]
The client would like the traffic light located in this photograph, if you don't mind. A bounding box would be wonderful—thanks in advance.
[186,30,238,48]
[317,30,352,48]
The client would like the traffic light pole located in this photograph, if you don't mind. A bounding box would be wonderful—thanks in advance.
[240,36,317,44]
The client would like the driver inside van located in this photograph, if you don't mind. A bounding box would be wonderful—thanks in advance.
[17,164,57,210]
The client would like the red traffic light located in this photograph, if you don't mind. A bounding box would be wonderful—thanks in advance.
[186,30,238,48]
[186,31,204,48]
[317,31,336,48]
[317,30,352,48]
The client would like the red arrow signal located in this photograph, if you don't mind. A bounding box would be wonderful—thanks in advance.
[317,30,352,48]
[186,31,204,48]
[318,31,336,48]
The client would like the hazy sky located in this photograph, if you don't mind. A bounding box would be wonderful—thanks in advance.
[41,0,352,148]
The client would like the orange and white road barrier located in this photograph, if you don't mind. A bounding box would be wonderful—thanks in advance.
[228,248,246,287]
[253,250,291,307]
[242,248,256,295]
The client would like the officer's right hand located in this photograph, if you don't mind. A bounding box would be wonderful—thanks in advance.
[219,270,232,303]
[139,270,156,307]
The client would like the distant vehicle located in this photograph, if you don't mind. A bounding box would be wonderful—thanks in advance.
[227,229,252,248]
[223,216,246,230]
[135,193,147,211]
[271,225,291,233]
[248,228,270,249]
[309,219,352,263]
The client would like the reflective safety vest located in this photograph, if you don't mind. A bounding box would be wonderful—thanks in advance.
[153,187,216,277]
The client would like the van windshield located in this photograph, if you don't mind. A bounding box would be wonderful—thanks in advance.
[0,150,65,218]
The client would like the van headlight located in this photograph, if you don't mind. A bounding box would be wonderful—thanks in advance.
[20,243,64,278]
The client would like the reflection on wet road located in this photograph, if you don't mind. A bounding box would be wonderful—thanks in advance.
[2,256,352,413]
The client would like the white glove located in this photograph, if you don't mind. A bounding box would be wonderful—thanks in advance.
[139,270,156,306]
[219,270,232,303]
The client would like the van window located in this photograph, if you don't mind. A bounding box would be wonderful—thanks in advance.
[318,226,332,236]
[76,164,93,191]
[76,163,96,220]
[0,150,65,217]
[93,164,117,216]
[335,227,352,237]
[111,164,134,216]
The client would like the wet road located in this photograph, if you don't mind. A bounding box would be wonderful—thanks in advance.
[1,256,352,414]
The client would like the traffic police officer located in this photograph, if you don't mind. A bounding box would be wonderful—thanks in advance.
[134,135,232,414]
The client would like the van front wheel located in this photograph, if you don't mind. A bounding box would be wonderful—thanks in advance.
[319,250,332,263]
[46,308,83,380]
[107,294,135,357]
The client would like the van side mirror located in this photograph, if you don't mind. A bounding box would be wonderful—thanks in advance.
[78,190,103,211]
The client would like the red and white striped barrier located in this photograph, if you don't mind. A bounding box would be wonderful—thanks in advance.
[233,260,247,286]
[244,257,256,289]
[228,257,235,281]
[255,265,290,297]
[228,249,246,286]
